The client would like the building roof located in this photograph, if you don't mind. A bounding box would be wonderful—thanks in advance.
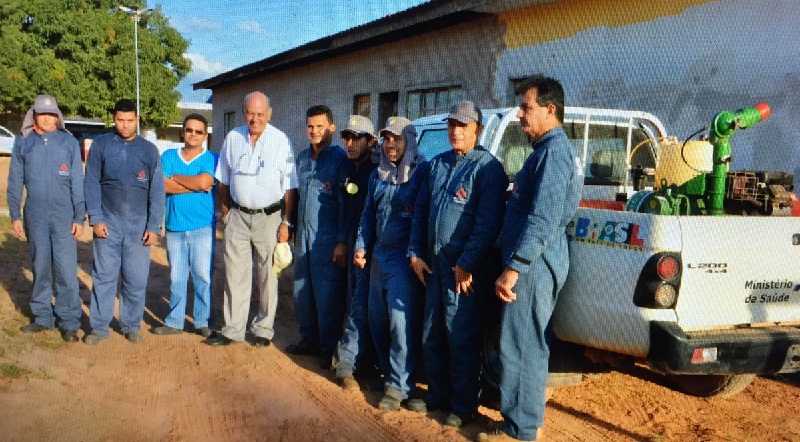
[194,0,552,91]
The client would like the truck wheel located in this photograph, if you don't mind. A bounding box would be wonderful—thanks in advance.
[668,374,756,398]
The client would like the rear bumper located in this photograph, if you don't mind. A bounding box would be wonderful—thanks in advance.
[646,321,800,374]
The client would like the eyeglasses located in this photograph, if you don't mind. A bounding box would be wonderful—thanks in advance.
[184,128,206,135]
[233,153,264,176]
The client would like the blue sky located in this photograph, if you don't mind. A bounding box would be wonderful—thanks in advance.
[158,1,428,103]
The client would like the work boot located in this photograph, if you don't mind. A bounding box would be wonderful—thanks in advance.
[477,428,543,441]
[444,412,473,428]
[286,340,319,356]
[83,333,107,345]
[337,374,359,391]
[125,332,143,344]
[153,325,183,335]
[197,327,213,338]
[20,323,49,333]
[60,329,79,343]
[406,399,427,413]
[378,386,403,411]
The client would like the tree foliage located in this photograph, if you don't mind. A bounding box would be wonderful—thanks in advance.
[0,0,190,127]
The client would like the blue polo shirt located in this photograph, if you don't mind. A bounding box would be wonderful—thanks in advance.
[162,148,218,232]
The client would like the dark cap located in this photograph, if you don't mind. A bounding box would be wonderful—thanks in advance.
[33,94,61,114]
[445,100,482,125]
[379,117,416,139]
[340,115,375,138]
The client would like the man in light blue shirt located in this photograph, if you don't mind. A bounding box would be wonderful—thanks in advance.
[153,114,218,338]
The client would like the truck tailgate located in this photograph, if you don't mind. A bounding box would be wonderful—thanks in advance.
[676,216,800,331]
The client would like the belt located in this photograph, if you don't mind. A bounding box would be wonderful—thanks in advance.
[232,201,282,215]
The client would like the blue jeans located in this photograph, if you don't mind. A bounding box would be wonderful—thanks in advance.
[499,262,558,441]
[165,226,213,330]
[368,252,422,398]
[422,254,488,418]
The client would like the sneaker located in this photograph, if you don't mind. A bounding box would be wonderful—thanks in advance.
[83,333,107,345]
[197,327,213,338]
[444,413,473,428]
[286,340,319,356]
[337,374,359,391]
[406,398,427,413]
[20,323,49,333]
[125,332,143,344]
[378,386,403,411]
[60,329,79,343]
[152,325,183,335]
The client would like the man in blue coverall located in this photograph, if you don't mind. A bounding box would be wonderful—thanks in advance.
[478,76,583,441]
[287,105,349,369]
[355,117,428,410]
[409,101,508,428]
[7,94,85,343]
[83,99,165,345]
[332,115,379,390]
[152,113,217,338]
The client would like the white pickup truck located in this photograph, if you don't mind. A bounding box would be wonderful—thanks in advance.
[413,105,800,398]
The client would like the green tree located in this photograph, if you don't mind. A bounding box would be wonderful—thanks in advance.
[0,0,190,128]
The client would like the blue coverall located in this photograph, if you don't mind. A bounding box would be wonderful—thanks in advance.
[7,130,85,331]
[334,158,378,378]
[294,144,349,355]
[498,126,583,440]
[357,161,429,398]
[408,146,508,419]
[84,133,165,337]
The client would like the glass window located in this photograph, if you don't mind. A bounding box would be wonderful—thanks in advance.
[353,94,371,117]
[417,128,451,160]
[223,112,237,136]
[406,85,462,120]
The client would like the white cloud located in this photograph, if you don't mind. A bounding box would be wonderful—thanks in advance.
[172,17,221,33]
[236,21,266,34]
[184,53,229,78]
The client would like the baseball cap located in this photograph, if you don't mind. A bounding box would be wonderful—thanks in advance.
[340,115,375,138]
[379,116,417,138]
[445,100,482,125]
[33,94,61,115]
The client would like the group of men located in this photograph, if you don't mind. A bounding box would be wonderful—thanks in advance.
[8,74,583,441]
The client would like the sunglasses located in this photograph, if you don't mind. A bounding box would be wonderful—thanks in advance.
[184,128,206,135]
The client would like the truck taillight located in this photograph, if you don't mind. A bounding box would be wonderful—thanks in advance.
[656,255,680,280]
[634,252,682,309]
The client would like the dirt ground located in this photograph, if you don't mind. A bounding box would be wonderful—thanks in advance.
[0,155,798,442]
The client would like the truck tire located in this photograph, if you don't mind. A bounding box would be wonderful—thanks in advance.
[668,373,756,398]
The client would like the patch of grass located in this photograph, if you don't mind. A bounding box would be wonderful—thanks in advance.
[36,336,66,350]
[0,362,31,379]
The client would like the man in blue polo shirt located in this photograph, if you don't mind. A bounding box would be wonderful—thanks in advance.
[153,114,218,338]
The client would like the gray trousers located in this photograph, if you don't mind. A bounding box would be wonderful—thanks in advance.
[220,208,281,341]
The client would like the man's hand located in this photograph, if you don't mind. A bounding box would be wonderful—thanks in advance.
[142,231,159,246]
[495,267,520,303]
[453,265,474,295]
[332,242,347,268]
[11,220,24,238]
[71,222,84,240]
[410,256,432,286]
[353,249,367,269]
[277,222,290,243]
[93,223,109,238]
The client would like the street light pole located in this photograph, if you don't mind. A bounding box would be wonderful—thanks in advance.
[116,6,152,135]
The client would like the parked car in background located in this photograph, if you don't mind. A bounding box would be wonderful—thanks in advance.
[0,124,15,156]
